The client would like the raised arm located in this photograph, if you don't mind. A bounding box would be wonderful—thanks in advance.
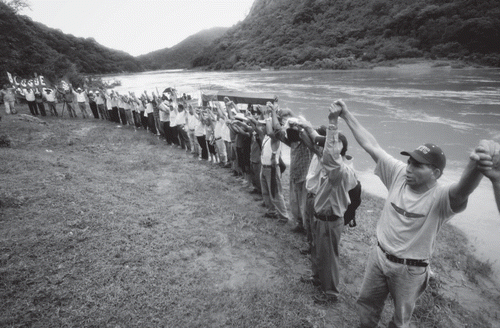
[336,99,388,163]
[470,140,500,213]
[448,158,484,212]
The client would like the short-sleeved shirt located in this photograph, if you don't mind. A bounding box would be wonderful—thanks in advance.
[375,154,464,260]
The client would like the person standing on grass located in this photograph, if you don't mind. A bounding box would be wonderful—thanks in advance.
[187,104,201,157]
[103,90,114,122]
[194,107,209,160]
[95,90,106,120]
[471,139,500,213]
[333,99,486,328]
[23,87,38,116]
[143,92,157,134]
[88,90,99,119]
[214,104,229,166]
[42,87,58,116]
[175,104,190,152]
[296,103,357,305]
[273,110,313,236]
[73,87,89,118]
[1,84,17,115]
[246,107,266,195]
[117,93,127,125]
[158,97,172,143]
[57,86,76,118]
[34,88,47,116]
[260,102,289,224]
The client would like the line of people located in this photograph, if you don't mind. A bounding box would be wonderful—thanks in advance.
[3,81,500,327]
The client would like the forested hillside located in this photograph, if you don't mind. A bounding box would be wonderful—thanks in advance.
[137,27,229,70]
[191,0,500,70]
[0,3,143,83]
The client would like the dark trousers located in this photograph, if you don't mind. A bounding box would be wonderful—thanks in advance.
[119,107,127,125]
[27,101,38,115]
[161,121,172,144]
[36,102,46,116]
[64,102,76,117]
[140,112,148,129]
[89,102,99,119]
[47,101,58,116]
[197,135,209,160]
[134,112,142,128]
[147,113,157,134]
[177,126,190,150]
[171,125,179,145]
[207,140,216,156]
[97,104,106,119]
[111,107,120,123]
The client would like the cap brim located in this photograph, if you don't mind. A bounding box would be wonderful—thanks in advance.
[400,150,432,165]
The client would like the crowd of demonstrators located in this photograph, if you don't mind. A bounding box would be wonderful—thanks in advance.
[2,81,500,326]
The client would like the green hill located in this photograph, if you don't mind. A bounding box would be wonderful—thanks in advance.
[0,2,144,84]
[191,0,500,70]
[137,27,229,70]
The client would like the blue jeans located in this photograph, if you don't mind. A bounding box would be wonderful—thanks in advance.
[357,245,429,328]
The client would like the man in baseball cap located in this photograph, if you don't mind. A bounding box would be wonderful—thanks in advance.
[401,143,446,172]
[332,99,487,328]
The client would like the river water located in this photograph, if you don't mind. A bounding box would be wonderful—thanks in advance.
[106,65,500,279]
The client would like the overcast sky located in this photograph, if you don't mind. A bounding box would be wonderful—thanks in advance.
[20,0,255,56]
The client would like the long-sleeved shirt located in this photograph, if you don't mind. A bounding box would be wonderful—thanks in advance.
[313,124,357,217]
[275,128,312,184]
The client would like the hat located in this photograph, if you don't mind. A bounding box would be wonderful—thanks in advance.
[401,143,446,171]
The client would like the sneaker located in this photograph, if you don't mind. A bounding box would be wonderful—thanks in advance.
[277,218,288,224]
[313,293,338,305]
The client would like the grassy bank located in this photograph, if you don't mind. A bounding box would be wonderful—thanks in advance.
[1,105,499,327]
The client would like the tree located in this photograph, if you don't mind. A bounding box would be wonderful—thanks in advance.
[1,0,30,13]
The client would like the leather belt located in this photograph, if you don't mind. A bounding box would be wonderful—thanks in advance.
[314,211,341,222]
[378,242,428,267]
[261,164,276,168]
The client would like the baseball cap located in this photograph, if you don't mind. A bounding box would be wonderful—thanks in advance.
[401,143,446,171]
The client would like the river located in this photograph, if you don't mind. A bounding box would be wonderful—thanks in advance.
[105,64,500,279]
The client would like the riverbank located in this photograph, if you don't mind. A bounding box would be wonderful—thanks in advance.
[1,106,499,327]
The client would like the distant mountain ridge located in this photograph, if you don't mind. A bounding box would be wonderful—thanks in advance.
[0,2,143,84]
[137,27,229,70]
[2,0,500,83]
[190,0,500,70]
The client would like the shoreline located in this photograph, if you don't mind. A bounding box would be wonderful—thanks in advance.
[133,58,489,77]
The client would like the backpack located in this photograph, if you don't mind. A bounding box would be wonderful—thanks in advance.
[344,180,362,227]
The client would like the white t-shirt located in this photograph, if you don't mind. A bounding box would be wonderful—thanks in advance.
[375,154,463,260]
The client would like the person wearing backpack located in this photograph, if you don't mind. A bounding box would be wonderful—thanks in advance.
[299,102,359,304]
